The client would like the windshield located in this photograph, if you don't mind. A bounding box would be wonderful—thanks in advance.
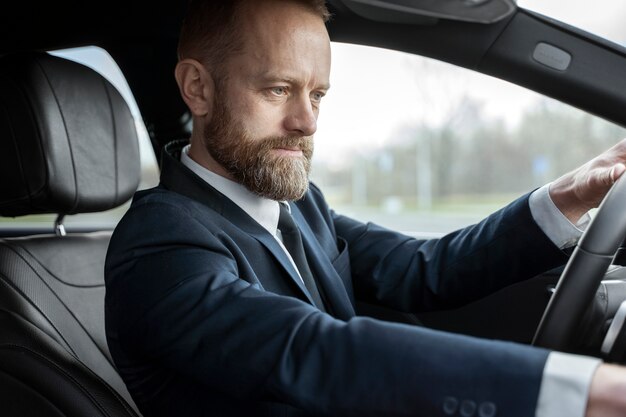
[518,0,626,47]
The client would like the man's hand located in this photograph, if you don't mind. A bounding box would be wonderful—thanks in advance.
[586,363,626,416]
[550,139,626,224]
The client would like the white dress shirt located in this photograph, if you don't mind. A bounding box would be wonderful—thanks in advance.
[181,145,600,417]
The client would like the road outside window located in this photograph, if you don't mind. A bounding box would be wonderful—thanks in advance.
[311,42,626,235]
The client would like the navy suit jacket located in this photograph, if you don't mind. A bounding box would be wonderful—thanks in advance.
[105,140,568,417]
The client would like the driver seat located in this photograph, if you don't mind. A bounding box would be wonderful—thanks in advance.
[0,52,142,416]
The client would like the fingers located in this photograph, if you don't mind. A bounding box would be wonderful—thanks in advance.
[599,164,626,187]
[610,163,626,183]
[551,145,626,219]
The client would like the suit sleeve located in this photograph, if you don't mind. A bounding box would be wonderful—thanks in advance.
[106,197,551,417]
[330,190,569,313]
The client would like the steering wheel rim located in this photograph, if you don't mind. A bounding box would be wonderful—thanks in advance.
[533,175,626,351]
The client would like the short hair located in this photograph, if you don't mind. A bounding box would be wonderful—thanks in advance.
[177,0,330,77]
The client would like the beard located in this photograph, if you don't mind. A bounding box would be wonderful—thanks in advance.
[202,91,314,201]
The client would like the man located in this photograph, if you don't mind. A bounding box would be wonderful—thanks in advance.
[104,0,626,416]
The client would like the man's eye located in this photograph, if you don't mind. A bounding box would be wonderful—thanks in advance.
[311,92,325,102]
[271,87,287,96]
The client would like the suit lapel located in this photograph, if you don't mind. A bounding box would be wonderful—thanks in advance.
[247,232,318,306]
[289,203,356,320]
[159,141,317,305]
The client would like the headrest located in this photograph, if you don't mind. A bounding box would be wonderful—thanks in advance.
[0,52,140,217]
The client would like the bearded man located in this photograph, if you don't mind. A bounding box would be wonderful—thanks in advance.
[105,0,626,416]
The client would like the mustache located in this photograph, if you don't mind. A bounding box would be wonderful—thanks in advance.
[254,135,314,153]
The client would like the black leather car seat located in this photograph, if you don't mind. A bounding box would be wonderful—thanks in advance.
[0,52,142,416]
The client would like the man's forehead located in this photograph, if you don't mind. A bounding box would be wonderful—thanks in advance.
[230,2,331,68]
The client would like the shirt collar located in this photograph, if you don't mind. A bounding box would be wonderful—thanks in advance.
[180,145,281,235]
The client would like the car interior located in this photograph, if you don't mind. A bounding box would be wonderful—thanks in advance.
[1,0,626,415]
[0,52,141,415]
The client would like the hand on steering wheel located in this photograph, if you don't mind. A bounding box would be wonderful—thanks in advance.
[534,159,626,350]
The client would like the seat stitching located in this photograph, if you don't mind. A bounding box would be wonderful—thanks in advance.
[35,57,80,213]
[101,79,119,204]
[0,274,78,357]
[0,243,114,364]
[9,241,104,288]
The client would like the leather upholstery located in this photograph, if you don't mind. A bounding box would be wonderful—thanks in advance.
[0,235,139,416]
[0,52,141,416]
[0,52,139,217]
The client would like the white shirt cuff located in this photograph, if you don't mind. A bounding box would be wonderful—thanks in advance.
[529,183,590,249]
[535,352,601,417]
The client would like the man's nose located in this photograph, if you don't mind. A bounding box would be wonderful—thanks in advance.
[283,96,317,137]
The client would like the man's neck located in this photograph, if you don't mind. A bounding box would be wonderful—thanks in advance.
[187,141,234,181]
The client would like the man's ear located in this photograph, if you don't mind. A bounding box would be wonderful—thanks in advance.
[174,59,215,117]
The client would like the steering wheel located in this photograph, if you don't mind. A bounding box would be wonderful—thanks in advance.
[533,175,626,351]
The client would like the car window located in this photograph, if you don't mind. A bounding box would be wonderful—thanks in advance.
[310,42,626,236]
[0,46,159,230]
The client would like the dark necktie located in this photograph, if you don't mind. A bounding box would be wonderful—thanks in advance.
[278,204,326,311]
